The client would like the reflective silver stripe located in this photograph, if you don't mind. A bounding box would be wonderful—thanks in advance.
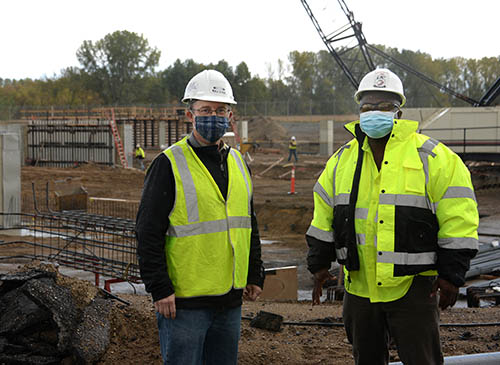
[441,186,477,202]
[379,194,428,209]
[168,216,251,237]
[356,233,366,245]
[418,137,439,213]
[333,144,351,205]
[228,216,252,229]
[314,181,333,207]
[336,247,348,260]
[335,193,350,205]
[438,237,479,250]
[418,137,438,159]
[306,225,334,242]
[377,251,437,265]
[230,149,252,215]
[170,145,199,223]
[355,208,368,220]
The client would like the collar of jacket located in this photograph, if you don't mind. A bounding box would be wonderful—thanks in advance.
[344,119,420,142]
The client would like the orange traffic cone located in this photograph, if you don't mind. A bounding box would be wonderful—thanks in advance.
[288,166,297,195]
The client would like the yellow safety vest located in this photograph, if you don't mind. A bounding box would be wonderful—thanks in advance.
[307,119,479,302]
[163,137,253,298]
[135,147,145,159]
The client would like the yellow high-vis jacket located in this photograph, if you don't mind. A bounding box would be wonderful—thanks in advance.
[135,147,145,159]
[307,119,479,302]
[163,137,253,298]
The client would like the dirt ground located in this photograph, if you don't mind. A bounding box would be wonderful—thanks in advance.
[3,132,500,363]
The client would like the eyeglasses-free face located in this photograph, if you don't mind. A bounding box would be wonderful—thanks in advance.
[190,106,230,116]
[359,101,400,113]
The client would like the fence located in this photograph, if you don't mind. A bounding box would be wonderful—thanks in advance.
[420,126,500,161]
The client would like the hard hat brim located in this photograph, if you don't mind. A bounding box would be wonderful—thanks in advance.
[354,89,406,107]
[181,95,237,105]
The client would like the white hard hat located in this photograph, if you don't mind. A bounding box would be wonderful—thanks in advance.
[136,144,140,148]
[182,69,237,105]
[354,68,406,107]
[291,136,296,140]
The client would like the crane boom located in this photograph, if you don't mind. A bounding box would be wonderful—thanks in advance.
[300,0,359,89]
[300,0,496,106]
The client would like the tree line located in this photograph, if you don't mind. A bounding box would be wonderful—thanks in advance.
[0,30,499,119]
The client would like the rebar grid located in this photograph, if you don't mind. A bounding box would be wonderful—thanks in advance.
[0,211,140,283]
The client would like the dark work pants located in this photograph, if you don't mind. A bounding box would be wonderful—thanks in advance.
[343,276,443,365]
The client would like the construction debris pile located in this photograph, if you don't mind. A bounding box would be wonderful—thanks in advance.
[0,266,112,364]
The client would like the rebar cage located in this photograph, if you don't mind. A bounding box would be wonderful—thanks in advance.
[1,183,141,285]
[0,211,140,283]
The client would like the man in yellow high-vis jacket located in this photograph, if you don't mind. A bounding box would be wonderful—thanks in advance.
[134,144,145,170]
[136,70,264,365]
[306,68,478,365]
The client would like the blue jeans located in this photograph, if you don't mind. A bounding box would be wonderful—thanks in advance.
[288,149,298,162]
[156,306,242,365]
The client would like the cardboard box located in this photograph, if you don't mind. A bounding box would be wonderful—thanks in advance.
[260,266,298,301]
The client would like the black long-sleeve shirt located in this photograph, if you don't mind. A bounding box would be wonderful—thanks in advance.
[136,135,264,309]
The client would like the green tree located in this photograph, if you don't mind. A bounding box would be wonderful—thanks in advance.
[76,30,161,104]
[161,59,205,103]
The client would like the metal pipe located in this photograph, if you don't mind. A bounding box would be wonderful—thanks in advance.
[390,351,500,365]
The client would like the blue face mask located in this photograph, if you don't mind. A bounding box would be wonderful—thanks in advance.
[359,111,396,139]
[194,116,229,143]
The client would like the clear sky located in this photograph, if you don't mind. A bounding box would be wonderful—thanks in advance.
[1,0,498,81]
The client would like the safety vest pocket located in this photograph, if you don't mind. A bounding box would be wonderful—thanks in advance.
[403,165,425,194]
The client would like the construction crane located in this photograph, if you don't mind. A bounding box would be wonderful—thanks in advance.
[300,0,500,106]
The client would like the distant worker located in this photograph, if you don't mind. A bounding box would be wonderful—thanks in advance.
[288,136,298,162]
[136,69,265,364]
[306,68,478,365]
[135,144,145,170]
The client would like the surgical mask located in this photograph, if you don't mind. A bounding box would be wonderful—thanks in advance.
[359,111,395,139]
[194,115,229,143]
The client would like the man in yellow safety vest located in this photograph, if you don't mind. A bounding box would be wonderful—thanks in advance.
[288,136,298,162]
[306,68,478,365]
[136,69,265,364]
[134,144,145,170]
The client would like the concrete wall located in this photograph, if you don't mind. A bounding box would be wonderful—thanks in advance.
[404,106,500,154]
[123,123,133,168]
[319,120,334,156]
[0,126,21,228]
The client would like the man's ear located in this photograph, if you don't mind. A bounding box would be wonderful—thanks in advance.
[396,110,403,119]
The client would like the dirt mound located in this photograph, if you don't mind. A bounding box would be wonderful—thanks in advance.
[248,116,289,146]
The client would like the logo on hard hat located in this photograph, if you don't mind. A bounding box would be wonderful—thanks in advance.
[211,86,226,95]
[187,81,199,92]
[373,72,387,88]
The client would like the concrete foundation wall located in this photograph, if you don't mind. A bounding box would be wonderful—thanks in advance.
[404,106,500,154]
[0,127,21,228]
[319,120,334,156]
[123,123,133,168]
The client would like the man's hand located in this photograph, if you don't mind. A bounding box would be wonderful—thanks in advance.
[154,293,176,319]
[312,268,335,305]
[431,277,459,310]
[243,284,262,301]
